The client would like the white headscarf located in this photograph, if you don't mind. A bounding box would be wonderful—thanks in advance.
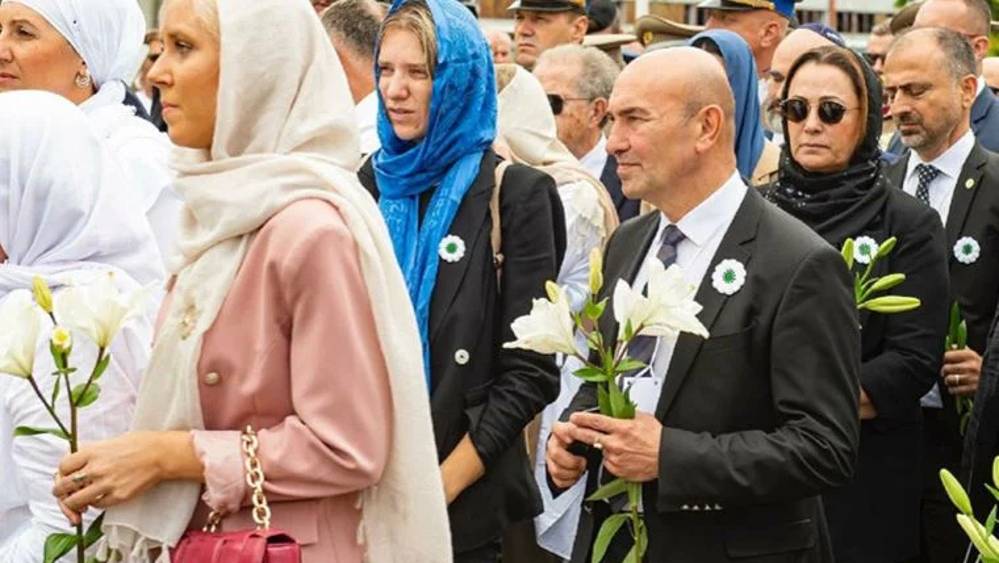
[495,64,619,240]
[0,90,165,293]
[99,0,451,561]
[9,0,178,257]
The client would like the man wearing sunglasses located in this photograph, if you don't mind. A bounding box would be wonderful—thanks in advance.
[509,0,588,71]
[882,27,999,563]
[534,44,640,222]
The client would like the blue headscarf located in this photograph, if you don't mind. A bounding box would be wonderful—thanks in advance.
[373,0,497,387]
[689,29,765,180]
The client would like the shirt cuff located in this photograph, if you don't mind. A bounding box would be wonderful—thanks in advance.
[191,430,246,515]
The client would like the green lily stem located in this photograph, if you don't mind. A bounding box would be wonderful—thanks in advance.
[56,349,85,563]
[72,348,106,416]
[23,375,70,438]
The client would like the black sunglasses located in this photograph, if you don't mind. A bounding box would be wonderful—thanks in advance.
[780,98,858,125]
[546,94,590,116]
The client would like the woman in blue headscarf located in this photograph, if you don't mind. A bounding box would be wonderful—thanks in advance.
[690,29,782,186]
[357,0,566,559]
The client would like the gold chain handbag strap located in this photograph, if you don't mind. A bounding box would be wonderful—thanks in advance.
[203,425,272,532]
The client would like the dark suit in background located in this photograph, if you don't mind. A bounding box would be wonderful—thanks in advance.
[885,142,999,560]
[600,155,640,223]
[560,188,861,563]
[360,150,566,557]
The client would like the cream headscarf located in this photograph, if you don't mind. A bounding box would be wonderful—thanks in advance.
[98,0,451,561]
[495,64,619,240]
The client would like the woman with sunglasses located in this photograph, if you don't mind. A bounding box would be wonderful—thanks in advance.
[357,0,565,559]
[0,0,180,262]
[767,46,949,563]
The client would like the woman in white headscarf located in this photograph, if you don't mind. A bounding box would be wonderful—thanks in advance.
[0,0,181,260]
[0,90,162,562]
[494,63,619,561]
[49,0,450,562]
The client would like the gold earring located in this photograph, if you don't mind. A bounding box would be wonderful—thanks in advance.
[74,71,91,89]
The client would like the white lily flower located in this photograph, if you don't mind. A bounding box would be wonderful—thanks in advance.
[54,272,151,349]
[504,282,577,356]
[0,291,42,378]
[614,261,710,341]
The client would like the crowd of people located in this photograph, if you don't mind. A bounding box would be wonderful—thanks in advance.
[1,0,999,561]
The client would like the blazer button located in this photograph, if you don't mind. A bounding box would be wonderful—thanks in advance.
[714,504,723,511]
[681,504,690,511]
[204,372,221,386]
[454,349,470,366]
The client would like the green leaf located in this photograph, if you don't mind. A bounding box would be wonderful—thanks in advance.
[43,532,78,563]
[637,525,649,558]
[71,383,100,408]
[987,506,998,536]
[608,382,628,419]
[597,384,612,416]
[590,514,629,563]
[585,300,607,322]
[50,374,61,406]
[83,513,104,548]
[985,483,999,503]
[574,367,610,383]
[940,468,974,515]
[949,302,962,342]
[615,359,647,374]
[958,320,968,349]
[624,543,640,563]
[624,320,635,342]
[587,478,628,501]
[92,354,111,382]
[14,426,69,441]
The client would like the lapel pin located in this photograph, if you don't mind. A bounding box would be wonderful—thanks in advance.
[954,236,981,265]
[712,259,746,296]
[965,178,976,190]
[438,235,466,263]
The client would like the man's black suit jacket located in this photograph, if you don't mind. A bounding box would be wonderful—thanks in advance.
[359,151,566,553]
[600,155,640,222]
[560,187,861,562]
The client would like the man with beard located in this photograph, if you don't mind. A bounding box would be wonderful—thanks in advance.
[510,0,589,71]
[883,27,999,563]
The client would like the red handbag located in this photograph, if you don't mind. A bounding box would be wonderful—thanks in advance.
[171,427,302,563]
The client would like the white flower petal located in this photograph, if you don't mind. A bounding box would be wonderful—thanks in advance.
[0,291,42,378]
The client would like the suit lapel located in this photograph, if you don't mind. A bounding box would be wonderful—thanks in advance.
[972,87,996,131]
[885,152,910,189]
[428,156,493,342]
[655,189,763,419]
[946,143,988,251]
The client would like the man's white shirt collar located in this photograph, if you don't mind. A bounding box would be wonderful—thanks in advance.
[906,129,976,184]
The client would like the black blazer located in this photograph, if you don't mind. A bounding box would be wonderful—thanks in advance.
[359,151,566,553]
[600,155,640,222]
[560,188,861,562]
[821,189,949,563]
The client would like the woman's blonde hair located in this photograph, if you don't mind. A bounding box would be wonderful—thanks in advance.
[159,0,219,41]
[379,1,437,76]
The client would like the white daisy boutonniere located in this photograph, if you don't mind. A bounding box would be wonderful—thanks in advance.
[954,236,980,265]
[853,236,879,265]
[439,235,466,263]
[712,259,746,296]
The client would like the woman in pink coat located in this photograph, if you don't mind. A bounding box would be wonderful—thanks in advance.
[49,0,451,561]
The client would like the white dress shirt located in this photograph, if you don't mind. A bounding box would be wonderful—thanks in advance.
[355,91,380,156]
[626,171,748,414]
[904,129,975,408]
[579,135,609,182]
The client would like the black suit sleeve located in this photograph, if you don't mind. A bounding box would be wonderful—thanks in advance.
[656,245,861,508]
[861,207,949,420]
[467,166,565,466]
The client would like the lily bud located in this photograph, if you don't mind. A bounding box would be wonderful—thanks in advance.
[588,247,603,295]
[545,281,561,303]
[840,239,855,271]
[51,326,72,353]
[861,295,921,314]
[868,274,906,293]
[876,236,898,259]
[940,468,973,516]
[32,276,53,314]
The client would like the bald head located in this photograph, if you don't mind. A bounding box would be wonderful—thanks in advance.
[625,47,735,129]
[608,47,738,219]
[769,29,836,101]
[914,0,992,68]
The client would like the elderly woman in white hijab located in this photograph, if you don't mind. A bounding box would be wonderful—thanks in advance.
[0,0,181,260]
[0,90,162,562]
[494,63,619,561]
[48,0,450,562]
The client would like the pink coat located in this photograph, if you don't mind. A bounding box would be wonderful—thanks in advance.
[176,200,393,562]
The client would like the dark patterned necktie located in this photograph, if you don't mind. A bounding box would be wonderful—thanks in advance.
[915,163,941,206]
[624,225,686,376]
